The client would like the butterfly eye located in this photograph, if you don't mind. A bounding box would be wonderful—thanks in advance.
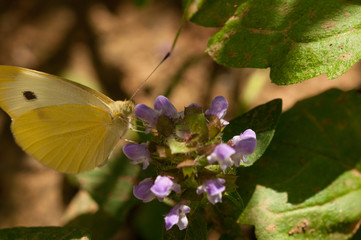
[123,101,135,115]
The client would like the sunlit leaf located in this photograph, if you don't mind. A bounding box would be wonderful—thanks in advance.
[188,0,361,84]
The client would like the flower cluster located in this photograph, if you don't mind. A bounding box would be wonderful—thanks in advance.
[123,96,257,231]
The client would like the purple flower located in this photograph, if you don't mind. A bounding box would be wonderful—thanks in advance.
[150,176,181,200]
[154,95,178,119]
[207,144,236,172]
[135,104,159,129]
[197,178,226,205]
[231,129,257,166]
[123,143,151,169]
[205,96,229,125]
[165,203,191,230]
[133,178,155,202]
[134,96,179,129]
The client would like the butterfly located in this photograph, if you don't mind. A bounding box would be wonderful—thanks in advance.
[0,65,135,174]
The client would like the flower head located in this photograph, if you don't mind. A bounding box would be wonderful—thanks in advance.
[150,176,181,201]
[129,95,257,231]
[123,143,151,169]
[231,129,257,166]
[207,144,236,172]
[165,203,191,230]
[197,178,226,204]
[133,178,155,202]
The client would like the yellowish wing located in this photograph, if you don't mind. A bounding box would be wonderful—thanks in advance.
[11,104,127,174]
[0,65,114,118]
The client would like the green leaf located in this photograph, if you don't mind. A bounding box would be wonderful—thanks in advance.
[237,89,361,239]
[191,0,361,84]
[187,0,243,27]
[185,213,208,240]
[65,211,121,240]
[212,192,244,237]
[168,136,191,154]
[75,152,140,220]
[133,201,170,240]
[0,227,91,240]
[223,98,282,166]
[185,113,209,142]
[224,190,244,211]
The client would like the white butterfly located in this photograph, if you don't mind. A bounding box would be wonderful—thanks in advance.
[0,65,134,174]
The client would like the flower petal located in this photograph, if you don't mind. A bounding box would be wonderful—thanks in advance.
[206,153,218,164]
[154,95,178,119]
[197,178,226,205]
[205,178,226,196]
[219,157,233,172]
[205,96,228,119]
[150,176,180,200]
[213,144,236,160]
[207,144,236,172]
[123,143,151,169]
[133,178,155,202]
[232,129,257,155]
[165,203,190,231]
[196,185,206,195]
[177,215,189,230]
[135,104,159,128]
[232,154,247,166]
[165,211,179,230]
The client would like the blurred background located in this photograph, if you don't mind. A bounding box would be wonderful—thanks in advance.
[0,0,360,237]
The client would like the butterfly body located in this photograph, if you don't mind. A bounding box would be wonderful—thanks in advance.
[0,65,134,174]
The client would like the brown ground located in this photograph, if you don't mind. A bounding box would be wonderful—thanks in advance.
[0,0,360,239]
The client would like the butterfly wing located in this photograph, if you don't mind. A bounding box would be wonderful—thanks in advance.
[0,65,114,118]
[11,104,126,174]
[0,65,133,173]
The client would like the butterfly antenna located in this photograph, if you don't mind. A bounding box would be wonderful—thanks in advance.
[130,52,170,100]
[130,1,190,100]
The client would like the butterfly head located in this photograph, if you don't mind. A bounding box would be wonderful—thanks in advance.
[122,100,135,116]
[110,100,135,119]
